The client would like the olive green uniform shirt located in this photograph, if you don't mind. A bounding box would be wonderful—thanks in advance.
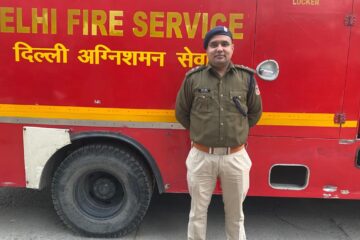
[175,63,262,147]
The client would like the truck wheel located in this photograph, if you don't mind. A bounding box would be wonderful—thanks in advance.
[51,144,153,237]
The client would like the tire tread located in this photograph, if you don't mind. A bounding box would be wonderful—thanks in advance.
[51,144,152,238]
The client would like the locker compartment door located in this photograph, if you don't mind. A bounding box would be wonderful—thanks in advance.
[253,0,354,138]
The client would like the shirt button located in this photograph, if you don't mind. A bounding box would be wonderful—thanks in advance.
[220,94,223,97]
[220,137,224,141]
[221,108,224,111]
[220,122,224,126]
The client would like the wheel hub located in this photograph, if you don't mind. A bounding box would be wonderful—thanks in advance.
[92,177,116,200]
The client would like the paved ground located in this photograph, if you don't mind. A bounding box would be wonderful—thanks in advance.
[0,187,360,240]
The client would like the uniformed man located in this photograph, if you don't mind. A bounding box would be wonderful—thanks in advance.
[175,26,262,240]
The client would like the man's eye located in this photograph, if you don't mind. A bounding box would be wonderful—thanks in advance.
[221,42,230,47]
[209,42,219,48]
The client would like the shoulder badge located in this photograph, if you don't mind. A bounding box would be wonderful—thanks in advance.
[255,84,261,95]
[185,65,207,77]
[234,64,256,75]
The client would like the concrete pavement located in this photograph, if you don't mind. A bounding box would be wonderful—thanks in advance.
[0,188,360,239]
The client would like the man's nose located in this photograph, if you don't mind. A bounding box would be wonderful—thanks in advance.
[215,45,224,51]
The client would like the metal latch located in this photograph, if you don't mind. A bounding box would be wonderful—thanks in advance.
[344,14,356,26]
[334,113,346,124]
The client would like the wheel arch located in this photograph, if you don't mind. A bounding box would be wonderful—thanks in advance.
[40,131,165,193]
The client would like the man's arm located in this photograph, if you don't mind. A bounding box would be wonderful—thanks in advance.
[247,75,262,127]
[175,77,193,129]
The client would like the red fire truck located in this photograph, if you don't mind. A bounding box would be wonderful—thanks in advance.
[0,0,359,237]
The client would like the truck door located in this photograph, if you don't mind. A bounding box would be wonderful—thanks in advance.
[340,0,360,140]
[253,0,355,139]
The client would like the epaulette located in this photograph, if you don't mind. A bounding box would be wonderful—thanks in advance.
[234,64,256,75]
[234,64,257,99]
[185,65,207,77]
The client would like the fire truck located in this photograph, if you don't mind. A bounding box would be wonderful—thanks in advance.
[0,0,359,237]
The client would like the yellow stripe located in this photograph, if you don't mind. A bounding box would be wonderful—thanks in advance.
[0,104,357,128]
[0,104,175,122]
[258,112,357,128]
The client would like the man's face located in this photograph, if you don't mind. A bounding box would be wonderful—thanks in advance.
[206,35,234,68]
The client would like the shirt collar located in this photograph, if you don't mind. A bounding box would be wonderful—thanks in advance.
[206,62,235,75]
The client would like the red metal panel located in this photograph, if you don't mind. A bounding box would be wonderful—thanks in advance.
[0,124,26,187]
[0,0,256,109]
[253,0,353,138]
[246,135,360,199]
[340,0,360,139]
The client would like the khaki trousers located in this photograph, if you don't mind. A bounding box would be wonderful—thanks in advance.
[186,147,251,240]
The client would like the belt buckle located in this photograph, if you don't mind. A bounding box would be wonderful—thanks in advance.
[211,147,229,155]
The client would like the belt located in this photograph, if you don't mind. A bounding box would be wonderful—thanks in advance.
[192,142,244,155]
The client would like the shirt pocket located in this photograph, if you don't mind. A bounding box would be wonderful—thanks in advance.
[228,90,248,114]
[193,92,214,113]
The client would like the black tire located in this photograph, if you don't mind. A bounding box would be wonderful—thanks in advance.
[51,144,153,238]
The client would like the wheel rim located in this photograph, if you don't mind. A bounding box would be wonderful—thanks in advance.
[75,171,125,219]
